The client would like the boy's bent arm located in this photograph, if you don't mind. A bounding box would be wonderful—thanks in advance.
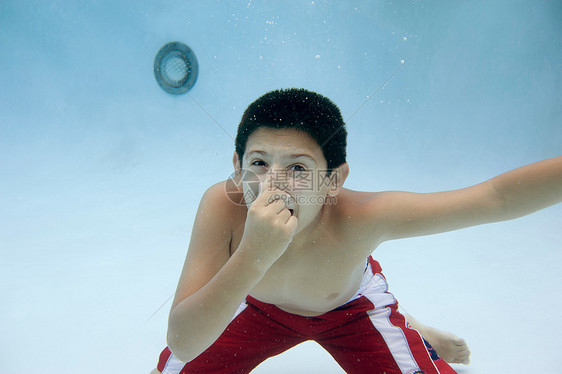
[168,245,267,362]
[166,183,268,362]
[362,156,562,242]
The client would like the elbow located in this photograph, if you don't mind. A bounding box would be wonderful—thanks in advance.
[486,180,512,221]
[166,329,198,363]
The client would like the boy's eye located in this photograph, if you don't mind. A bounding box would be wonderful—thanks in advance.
[289,164,306,172]
[250,160,267,167]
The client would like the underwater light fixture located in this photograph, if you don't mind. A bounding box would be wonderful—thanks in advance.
[154,42,199,95]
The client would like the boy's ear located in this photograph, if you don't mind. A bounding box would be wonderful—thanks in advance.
[327,162,349,196]
[232,152,241,171]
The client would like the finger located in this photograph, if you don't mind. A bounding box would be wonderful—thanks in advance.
[262,171,276,194]
[286,214,298,228]
[253,187,272,206]
[254,178,282,206]
[264,191,290,207]
[277,207,292,221]
[269,198,287,214]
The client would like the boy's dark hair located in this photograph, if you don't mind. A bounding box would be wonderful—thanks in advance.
[235,88,347,172]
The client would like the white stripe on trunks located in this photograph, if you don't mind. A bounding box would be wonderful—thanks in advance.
[360,266,441,374]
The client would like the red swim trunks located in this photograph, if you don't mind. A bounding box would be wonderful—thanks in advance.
[156,257,456,374]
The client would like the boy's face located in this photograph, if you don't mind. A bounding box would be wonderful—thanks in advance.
[235,127,338,233]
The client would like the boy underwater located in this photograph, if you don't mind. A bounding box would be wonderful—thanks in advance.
[153,88,561,373]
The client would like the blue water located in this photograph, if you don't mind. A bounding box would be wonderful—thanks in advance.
[1,1,561,373]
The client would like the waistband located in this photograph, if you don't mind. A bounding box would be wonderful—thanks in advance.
[342,256,383,306]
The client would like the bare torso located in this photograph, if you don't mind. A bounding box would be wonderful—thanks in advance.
[228,188,380,316]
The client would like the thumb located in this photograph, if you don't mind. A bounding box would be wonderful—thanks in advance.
[262,171,277,195]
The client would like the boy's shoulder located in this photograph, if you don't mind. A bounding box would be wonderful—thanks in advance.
[329,188,383,234]
[201,180,247,221]
[333,188,379,214]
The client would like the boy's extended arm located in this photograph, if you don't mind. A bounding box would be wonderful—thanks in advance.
[362,156,562,242]
[489,156,562,219]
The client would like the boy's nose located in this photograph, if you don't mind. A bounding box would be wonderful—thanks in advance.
[264,170,289,191]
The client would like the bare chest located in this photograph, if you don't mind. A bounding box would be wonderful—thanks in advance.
[230,228,370,316]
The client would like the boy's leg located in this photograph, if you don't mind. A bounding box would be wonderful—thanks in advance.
[316,299,456,374]
[314,257,457,373]
[155,299,306,374]
[404,313,471,365]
